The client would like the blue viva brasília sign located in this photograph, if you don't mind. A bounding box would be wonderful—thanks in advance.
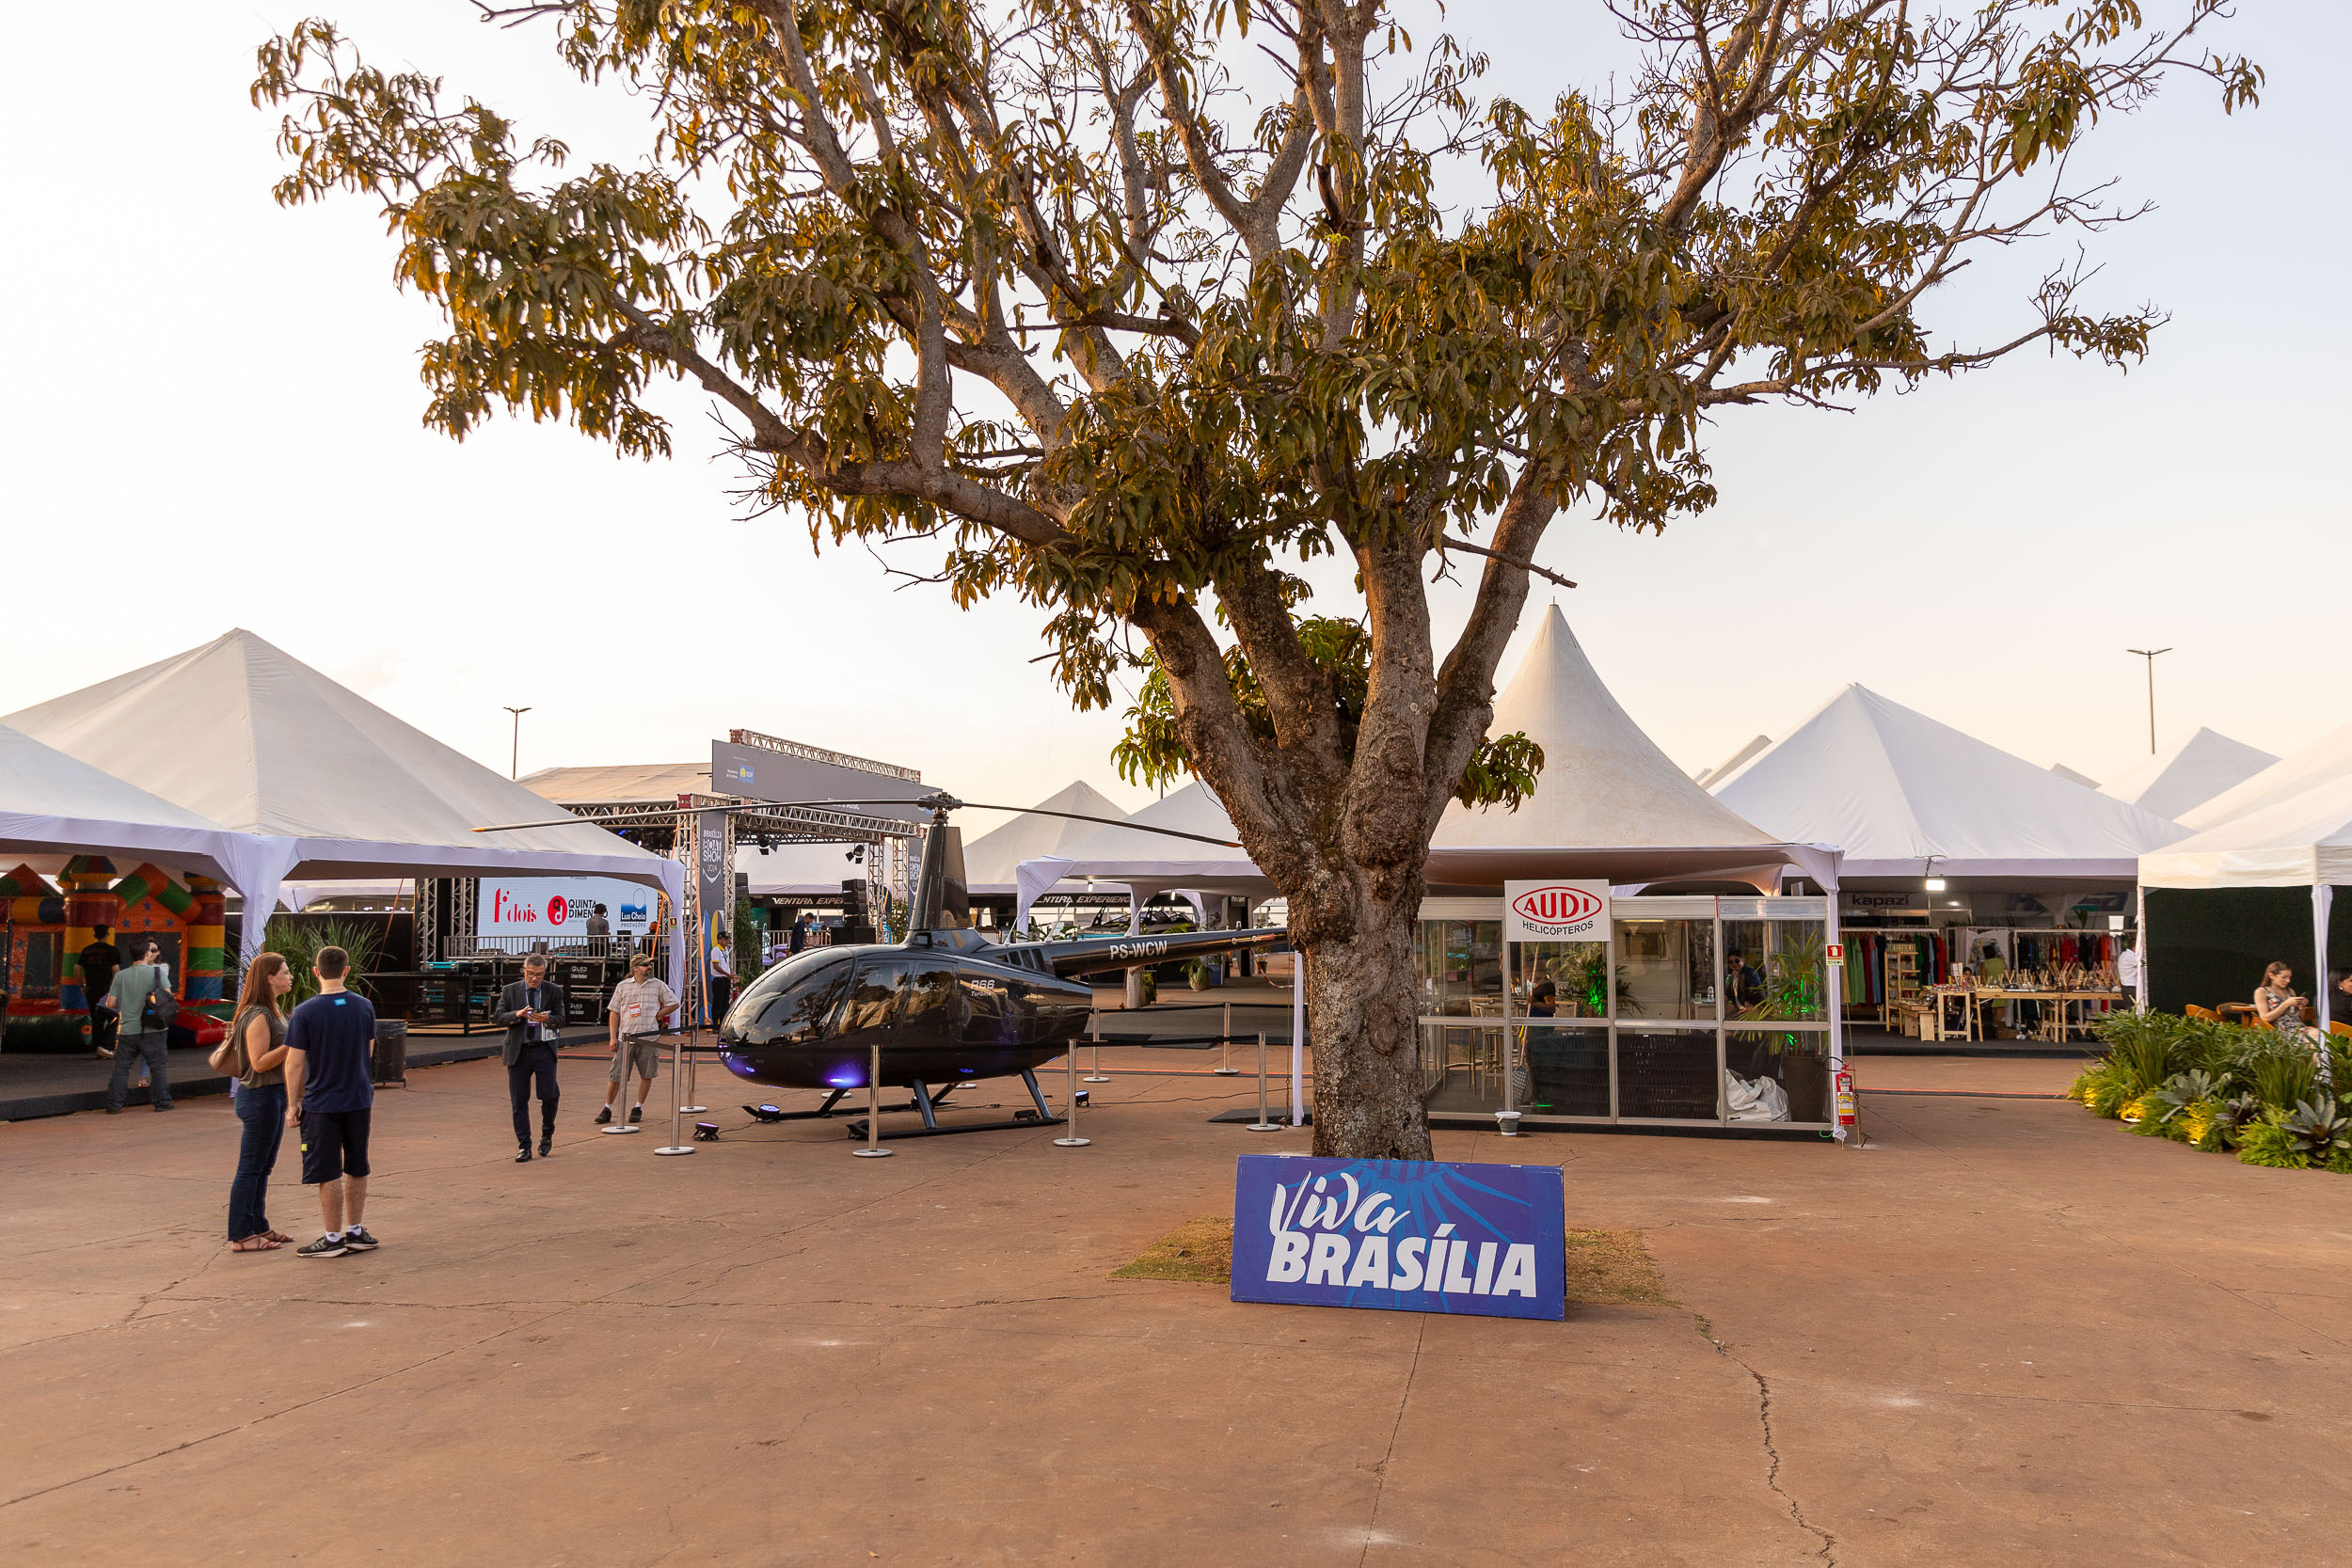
[1229,1156,1565,1321]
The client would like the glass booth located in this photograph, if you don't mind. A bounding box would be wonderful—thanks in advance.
[1415,895,1836,1131]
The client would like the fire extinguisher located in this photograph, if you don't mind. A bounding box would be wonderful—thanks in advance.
[1834,1067,1858,1133]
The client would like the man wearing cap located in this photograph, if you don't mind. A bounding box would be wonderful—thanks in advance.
[600,952,677,1125]
[494,956,564,1162]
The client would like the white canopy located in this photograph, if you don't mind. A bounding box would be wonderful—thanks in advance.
[2175,720,2352,833]
[2139,772,2352,889]
[961,781,1129,893]
[0,722,287,900]
[1015,605,1839,921]
[5,630,683,968]
[1709,684,2187,879]
[2098,727,2278,823]
[1016,782,1256,925]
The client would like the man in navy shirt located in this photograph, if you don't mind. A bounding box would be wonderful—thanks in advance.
[282,945,382,1259]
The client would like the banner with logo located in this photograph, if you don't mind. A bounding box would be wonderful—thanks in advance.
[1229,1156,1565,1321]
[697,806,730,1011]
[476,876,655,937]
[1502,879,1610,942]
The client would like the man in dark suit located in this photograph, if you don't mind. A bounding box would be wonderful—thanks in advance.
[494,956,564,1162]
[82,925,120,1059]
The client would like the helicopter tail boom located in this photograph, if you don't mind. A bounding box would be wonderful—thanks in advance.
[1038,927,1289,980]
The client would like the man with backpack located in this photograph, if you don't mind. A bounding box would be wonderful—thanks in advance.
[102,939,174,1113]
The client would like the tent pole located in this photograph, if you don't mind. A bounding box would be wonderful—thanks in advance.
[2314,883,2332,1035]
[2136,883,2149,1014]
[1291,947,1305,1128]
[1826,879,1846,1142]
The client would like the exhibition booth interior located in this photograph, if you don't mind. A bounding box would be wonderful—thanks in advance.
[1708,683,2186,1040]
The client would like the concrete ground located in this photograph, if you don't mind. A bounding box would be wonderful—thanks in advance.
[3,1049,2345,1566]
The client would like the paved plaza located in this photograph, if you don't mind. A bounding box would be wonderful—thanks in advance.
[4,1052,2346,1565]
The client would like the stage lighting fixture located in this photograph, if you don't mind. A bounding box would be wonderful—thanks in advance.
[745,1103,787,1122]
[694,1122,721,1142]
[1074,1089,1089,1107]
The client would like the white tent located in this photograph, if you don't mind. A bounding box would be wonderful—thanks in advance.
[2137,772,2352,1030]
[2098,727,2278,823]
[2174,721,2352,833]
[1430,607,1836,891]
[2140,774,2352,889]
[2050,763,2101,789]
[1709,684,2187,879]
[1016,605,1840,918]
[1015,782,1256,927]
[0,722,286,901]
[961,782,1128,893]
[5,630,684,972]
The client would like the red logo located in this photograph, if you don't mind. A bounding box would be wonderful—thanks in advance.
[1510,885,1603,927]
[547,895,568,926]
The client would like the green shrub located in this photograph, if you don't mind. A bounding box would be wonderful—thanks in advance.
[2242,1041,2317,1114]
[2098,1012,2186,1096]
[2071,1062,2137,1119]
[2236,1118,2312,1169]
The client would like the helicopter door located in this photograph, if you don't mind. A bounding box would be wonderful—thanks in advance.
[891,962,966,1050]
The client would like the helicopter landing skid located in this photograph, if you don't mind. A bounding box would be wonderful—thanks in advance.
[843,1069,1065,1140]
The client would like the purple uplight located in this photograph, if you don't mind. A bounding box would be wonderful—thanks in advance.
[826,1070,864,1087]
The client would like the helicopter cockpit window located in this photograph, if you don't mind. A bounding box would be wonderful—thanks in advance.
[733,954,853,1046]
[836,960,908,1034]
[896,964,963,1030]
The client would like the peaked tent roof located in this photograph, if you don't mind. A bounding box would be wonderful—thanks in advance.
[5,630,682,963]
[1708,685,2188,879]
[2050,763,2101,789]
[961,781,1130,891]
[2173,721,2352,833]
[1695,735,1772,788]
[1437,609,1784,854]
[2098,727,2278,823]
[1015,607,1839,917]
[2140,769,2352,888]
[0,721,283,897]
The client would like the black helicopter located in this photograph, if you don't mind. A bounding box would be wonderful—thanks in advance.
[480,791,1287,1136]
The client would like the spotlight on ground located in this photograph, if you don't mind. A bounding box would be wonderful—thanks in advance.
[745,1103,787,1123]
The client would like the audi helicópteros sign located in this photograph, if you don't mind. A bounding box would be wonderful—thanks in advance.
[1502,879,1610,941]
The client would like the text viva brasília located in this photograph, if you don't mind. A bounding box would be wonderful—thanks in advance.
[1263,1169,1541,1298]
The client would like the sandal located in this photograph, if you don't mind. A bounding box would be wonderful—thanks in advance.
[230,1235,281,1252]
[264,1230,294,1244]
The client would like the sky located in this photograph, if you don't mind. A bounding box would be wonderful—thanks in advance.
[3,2,2343,838]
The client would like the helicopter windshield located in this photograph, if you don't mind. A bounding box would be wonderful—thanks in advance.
[729,951,855,1046]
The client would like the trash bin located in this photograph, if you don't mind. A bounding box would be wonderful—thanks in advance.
[372,1020,408,1087]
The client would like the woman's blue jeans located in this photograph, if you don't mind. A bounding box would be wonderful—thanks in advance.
[229,1084,286,1241]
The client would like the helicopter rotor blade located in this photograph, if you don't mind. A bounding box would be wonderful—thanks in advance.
[948,803,1241,849]
[471,798,935,833]
[473,795,1242,849]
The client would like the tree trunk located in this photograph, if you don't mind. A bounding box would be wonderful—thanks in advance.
[1304,895,1432,1161]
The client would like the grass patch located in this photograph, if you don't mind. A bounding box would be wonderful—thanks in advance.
[1564,1227,1673,1307]
[1112,1216,1235,1283]
[1111,1218,1673,1305]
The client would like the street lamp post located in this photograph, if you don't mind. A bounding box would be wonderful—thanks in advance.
[2125,649,2170,755]
[502,705,532,779]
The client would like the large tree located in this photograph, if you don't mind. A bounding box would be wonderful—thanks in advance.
[257,0,2255,1157]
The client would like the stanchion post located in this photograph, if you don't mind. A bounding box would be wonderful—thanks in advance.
[655,1031,694,1155]
[1214,1000,1238,1075]
[852,1039,893,1157]
[602,1028,644,1134]
[679,1025,706,1115]
[1054,1042,1089,1147]
[1083,1022,1108,1084]
[1248,1031,1279,1132]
